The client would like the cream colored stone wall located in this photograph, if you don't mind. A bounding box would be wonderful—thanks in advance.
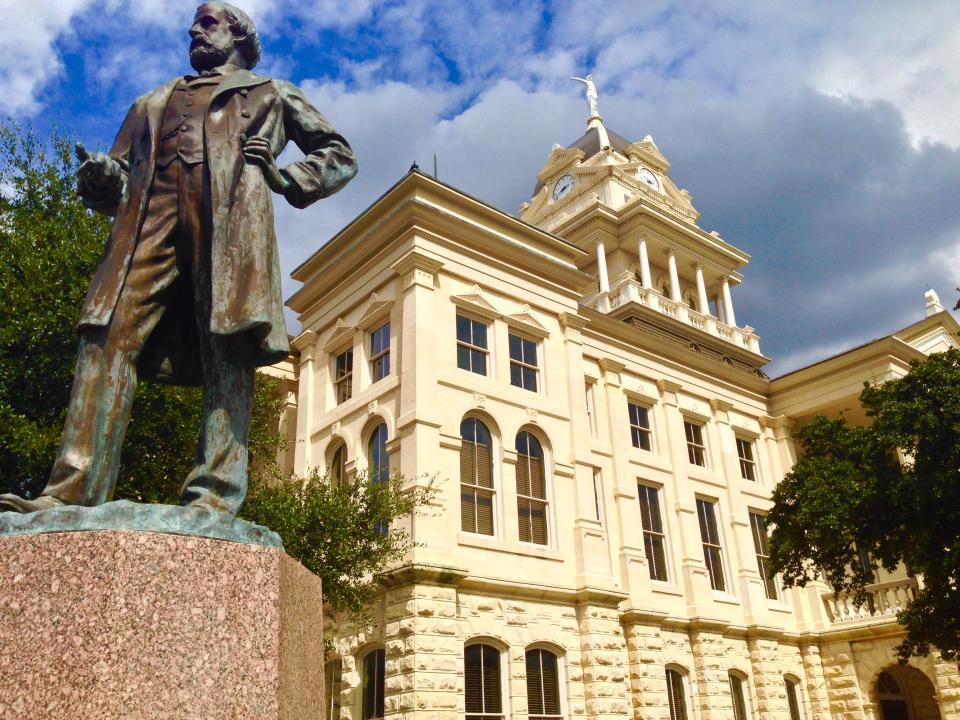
[289,171,960,720]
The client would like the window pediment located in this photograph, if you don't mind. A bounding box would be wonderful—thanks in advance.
[323,319,355,353]
[504,307,549,339]
[452,290,502,321]
[357,293,394,330]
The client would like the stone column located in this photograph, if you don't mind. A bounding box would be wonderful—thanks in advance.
[392,251,446,564]
[800,641,833,720]
[721,277,737,328]
[381,568,467,720]
[638,238,653,289]
[715,293,726,325]
[694,264,709,315]
[596,238,611,294]
[667,250,682,303]
[291,330,318,475]
[576,599,631,720]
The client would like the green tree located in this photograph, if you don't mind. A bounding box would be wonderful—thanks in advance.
[768,349,960,660]
[0,123,436,617]
[0,123,282,503]
[242,470,437,619]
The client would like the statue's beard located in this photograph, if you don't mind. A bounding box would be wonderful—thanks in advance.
[190,38,233,71]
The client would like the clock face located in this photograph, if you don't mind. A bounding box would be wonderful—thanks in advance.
[638,167,660,191]
[553,174,574,200]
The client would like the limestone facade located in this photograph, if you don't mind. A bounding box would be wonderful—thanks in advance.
[283,117,960,720]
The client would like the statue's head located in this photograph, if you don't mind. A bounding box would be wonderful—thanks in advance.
[190,3,261,72]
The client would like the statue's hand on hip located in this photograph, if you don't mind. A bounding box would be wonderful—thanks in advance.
[241,134,290,194]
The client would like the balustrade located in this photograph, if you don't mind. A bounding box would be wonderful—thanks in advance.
[822,578,919,625]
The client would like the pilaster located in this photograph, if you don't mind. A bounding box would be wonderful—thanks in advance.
[291,330,318,475]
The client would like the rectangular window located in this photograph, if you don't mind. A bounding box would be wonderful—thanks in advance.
[629,402,652,451]
[696,498,726,591]
[684,421,706,467]
[457,315,488,375]
[592,467,604,524]
[749,512,778,600]
[736,437,757,481]
[370,322,390,382]
[585,381,597,436]
[334,348,353,404]
[509,333,539,391]
[637,484,668,582]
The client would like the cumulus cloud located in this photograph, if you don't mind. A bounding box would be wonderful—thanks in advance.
[8,0,960,376]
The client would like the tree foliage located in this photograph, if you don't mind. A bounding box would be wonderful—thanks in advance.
[0,123,436,616]
[242,470,437,620]
[769,349,960,660]
[0,123,282,502]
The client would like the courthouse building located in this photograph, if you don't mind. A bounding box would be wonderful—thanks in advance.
[278,108,960,720]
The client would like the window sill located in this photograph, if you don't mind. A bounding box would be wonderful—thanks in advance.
[651,581,684,597]
[458,533,564,562]
[767,599,793,614]
[711,591,741,605]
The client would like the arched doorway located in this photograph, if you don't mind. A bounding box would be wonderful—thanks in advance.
[875,666,941,720]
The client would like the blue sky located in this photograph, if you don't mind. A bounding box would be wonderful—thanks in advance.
[4,1,960,375]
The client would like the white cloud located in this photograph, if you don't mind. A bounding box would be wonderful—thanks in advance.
[0,0,94,115]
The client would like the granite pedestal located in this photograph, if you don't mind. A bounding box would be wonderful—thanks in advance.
[0,527,324,719]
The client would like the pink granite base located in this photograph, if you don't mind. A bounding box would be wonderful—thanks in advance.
[0,530,324,719]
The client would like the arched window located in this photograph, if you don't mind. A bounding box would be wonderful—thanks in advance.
[785,676,804,720]
[516,431,549,545]
[361,648,385,720]
[368,423,389,485]
[666,667,689,720]
[728,671,751,720]
[325,658,342,720]
[461,418,495,535]
[465,643,504,720]
[329,442,346,486]
[526,648,563,720]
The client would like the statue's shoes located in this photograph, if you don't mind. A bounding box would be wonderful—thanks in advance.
[0,493,66,513]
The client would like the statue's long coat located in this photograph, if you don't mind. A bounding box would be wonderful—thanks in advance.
[80,69,357,385]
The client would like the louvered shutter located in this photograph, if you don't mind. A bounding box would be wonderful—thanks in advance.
[667,669,688,720]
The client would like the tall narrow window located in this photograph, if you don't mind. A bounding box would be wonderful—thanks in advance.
[325,659,342,720]
[465,644,503,720]
[637,484,668,582]
[461,418,494,535]
[585,382,597,436]
[785,677,804,720]
[729,672,750,720]
[329,443,346,486]
[361,648,385,720]
[370,322,390,382]
[368,423,389,535]
[591,467,604,524]
[696,498,726,591]
[526,649,562,720]
[516,431,548,545]
[736,437,757,481]
[666,668,688,720]
[685,421,706,466]
[334,348,353,404]
[628,402,652,451]
[749,512,778,600]
[457,315,489,375]
[509,334,539,391]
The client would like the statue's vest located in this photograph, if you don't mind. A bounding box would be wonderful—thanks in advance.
[158,75,223,167]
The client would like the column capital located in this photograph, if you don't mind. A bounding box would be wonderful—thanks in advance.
[392,250,443,290]
[290,330,318,360]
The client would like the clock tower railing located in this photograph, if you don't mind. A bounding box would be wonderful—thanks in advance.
[583,275,762,355]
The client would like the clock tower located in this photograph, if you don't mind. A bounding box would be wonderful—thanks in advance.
[520,91,767,374]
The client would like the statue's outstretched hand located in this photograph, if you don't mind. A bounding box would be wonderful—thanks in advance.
[241,135,290,194]
[75,142,122,207]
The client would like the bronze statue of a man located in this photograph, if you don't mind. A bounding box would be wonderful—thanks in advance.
[0,3,357,515]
